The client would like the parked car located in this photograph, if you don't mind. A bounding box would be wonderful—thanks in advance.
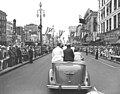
[47,52,91,92]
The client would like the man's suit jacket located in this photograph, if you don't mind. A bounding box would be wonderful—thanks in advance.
[63,48,74,61]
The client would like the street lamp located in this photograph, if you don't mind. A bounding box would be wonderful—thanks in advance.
[37,2,45,55]
[52,25,55,48]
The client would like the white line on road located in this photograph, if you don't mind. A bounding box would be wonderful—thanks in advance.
[90,57,117,68]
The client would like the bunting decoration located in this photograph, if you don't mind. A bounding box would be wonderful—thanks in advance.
[59,30,65,38]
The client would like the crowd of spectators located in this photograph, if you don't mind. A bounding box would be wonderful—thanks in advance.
[80,45,120,62]
[0,44,51,71]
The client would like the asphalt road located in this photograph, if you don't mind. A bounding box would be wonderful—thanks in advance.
[0,53,120,94]
[82,53,120,94]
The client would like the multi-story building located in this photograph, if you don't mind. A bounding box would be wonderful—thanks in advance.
[0,10,7,44]
[24,24,39,42]
[16,26,24,43]
[82,8,98,42]
[68,26,77,44]
[6,21,13,45]
[98,0,120,44]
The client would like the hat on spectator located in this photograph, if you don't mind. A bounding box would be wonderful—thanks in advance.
[1,45,5,48]
[13,45,15,47]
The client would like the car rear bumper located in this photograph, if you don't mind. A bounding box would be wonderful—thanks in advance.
[47,84,92,90]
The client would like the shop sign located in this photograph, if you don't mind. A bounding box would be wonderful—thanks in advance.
[104,33,119,41]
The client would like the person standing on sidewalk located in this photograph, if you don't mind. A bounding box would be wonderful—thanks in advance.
[16,46,22,64]
[95,48,98,60]
[8,46,14,67]
[86,47,88,56]
[28,46,33,63]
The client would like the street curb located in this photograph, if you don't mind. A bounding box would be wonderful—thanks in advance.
[100,57,120,64]
[0,54,48,76]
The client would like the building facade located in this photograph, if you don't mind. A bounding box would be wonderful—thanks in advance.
[68,26,77,44]
[24,24,39,42]
[82,8,98,42]
[98,0,120,44]
[6,21,13,45]
[0,10,7,43]
[16,26,24,43]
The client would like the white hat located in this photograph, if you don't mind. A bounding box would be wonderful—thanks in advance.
[1,46,5,48]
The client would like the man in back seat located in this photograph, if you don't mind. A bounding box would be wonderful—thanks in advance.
[63,43,74,62]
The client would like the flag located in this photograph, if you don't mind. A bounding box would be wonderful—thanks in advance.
[45,27,49,35]
[70,32,75,37]
[45,27,53,35]
[59,30,65,38]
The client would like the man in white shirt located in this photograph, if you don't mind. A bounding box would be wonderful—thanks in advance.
[52,43,64,63]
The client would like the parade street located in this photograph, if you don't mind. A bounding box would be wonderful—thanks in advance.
[0,53,120,94]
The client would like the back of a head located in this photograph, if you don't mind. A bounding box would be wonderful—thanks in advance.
[67,43,71,48]
[57,43,61,47]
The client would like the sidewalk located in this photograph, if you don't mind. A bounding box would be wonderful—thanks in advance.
[0,54,47,76]
[83,52,120,64]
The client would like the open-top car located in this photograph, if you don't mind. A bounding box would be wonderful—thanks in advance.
[47,52,92,91]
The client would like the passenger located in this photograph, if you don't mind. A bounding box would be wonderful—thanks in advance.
[62,44,67,50]
[52,43,64,63]
[63,43,74,62]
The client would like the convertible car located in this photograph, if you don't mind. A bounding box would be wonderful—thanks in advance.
[47,52,92,91]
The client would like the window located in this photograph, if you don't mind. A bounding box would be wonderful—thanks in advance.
[106,20,108,31]
[110,1,112,13]
[101,7,105,19]
[102,0,105,6]
[119,0,120,7]
[109,18,111,30]
[104,0,105,4]
[106,5,109,16]
[114,0,117,10]
[102,0,103,6]
[106,1,112,16]
[93,17,97,32]
[118,13,120,27]
[103,22,105,33]
[101,23,103,33]
[114,15,116,29]
[101,22,105,33]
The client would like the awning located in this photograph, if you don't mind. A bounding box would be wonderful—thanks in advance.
[89,39,105,46]
[111,39,120,46]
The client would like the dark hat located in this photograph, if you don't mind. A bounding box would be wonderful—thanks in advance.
[67,43,71,46]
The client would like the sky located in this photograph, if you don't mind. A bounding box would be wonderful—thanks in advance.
[0,0,98,35]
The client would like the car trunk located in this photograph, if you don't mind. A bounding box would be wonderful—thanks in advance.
[54,63,86,85]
